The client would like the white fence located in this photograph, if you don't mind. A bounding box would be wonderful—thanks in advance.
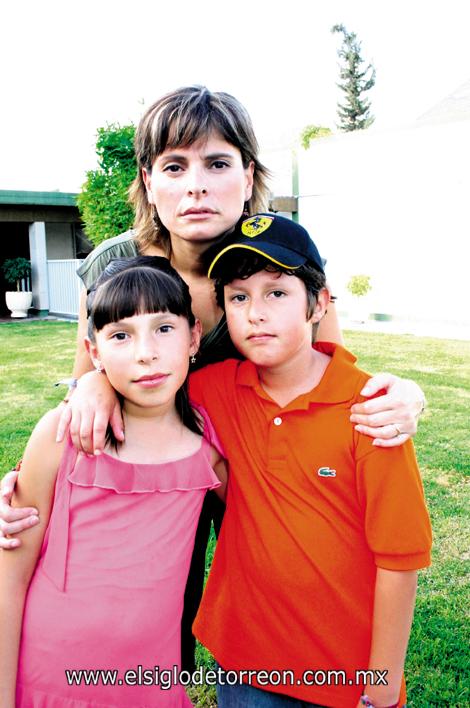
[47,259,83,317]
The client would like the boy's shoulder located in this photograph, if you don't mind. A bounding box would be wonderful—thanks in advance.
[313,342,371,405]
[190,358,241,388]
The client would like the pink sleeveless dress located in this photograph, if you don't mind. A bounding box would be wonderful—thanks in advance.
[16,413,221,707]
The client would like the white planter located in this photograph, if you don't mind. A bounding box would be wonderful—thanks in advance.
[5,291,33,318]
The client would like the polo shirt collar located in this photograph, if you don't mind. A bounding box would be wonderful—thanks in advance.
[236,342,361,407]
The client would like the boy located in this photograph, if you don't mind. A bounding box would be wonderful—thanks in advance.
[189,214,432,707]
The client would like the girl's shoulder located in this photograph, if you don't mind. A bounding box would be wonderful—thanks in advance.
[17,408,66,500]
[24,408,65,462]
[76,230,139,290]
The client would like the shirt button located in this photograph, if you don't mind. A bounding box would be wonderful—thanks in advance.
[273,417,282,426]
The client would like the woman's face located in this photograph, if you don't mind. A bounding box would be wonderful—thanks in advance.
[142,132,254,248]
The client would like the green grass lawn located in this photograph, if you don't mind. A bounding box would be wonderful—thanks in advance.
[1,321,469,707]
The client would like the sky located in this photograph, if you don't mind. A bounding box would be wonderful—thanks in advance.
[1,0,469,193]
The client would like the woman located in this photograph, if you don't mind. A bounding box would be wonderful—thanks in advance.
[0,86,425,672]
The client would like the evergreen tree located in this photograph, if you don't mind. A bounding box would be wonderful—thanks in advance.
[77,124,137,246]
[331,24,376,132]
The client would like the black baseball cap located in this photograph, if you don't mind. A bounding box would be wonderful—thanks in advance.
[207,213,325,278]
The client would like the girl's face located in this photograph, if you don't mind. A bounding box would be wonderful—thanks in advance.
[142,132,254,248]
[87,311,201,416]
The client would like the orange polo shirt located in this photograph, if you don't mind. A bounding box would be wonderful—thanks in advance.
[189,343,432,707]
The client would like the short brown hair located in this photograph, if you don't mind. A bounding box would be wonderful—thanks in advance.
[129,86,270,255]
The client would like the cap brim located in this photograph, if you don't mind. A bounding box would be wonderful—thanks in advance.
[208,243,305,278]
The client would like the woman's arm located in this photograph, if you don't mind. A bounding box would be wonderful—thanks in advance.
[317,297,343,344]
[357,568,417,707]
[0,410,64,705]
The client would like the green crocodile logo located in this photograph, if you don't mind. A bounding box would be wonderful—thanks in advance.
[317,467,336,477]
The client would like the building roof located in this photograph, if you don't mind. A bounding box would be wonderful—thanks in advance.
[0,190,78,207]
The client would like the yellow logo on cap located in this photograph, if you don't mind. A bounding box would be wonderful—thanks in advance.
[241,215,274,238]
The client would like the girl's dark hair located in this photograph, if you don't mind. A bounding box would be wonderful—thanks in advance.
[87,256,203,442]
[213,252,326,342]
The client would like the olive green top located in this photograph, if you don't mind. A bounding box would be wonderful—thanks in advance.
[76,231,139,290]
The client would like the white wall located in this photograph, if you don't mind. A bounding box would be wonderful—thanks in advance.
[267,119,470,328]
[46,223,75,259]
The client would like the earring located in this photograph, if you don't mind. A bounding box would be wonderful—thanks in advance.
[96,364,105,373]
[190,355,197,365]
[242,201,249,217]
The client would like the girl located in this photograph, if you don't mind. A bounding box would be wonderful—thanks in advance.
[0,257,226,707]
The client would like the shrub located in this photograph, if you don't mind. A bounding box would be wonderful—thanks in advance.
[1,258,31,291]
[346,274,371,297]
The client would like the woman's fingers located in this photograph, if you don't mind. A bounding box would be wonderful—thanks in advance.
[0,471,39,548]
[351,406,418,436]
[351,409,399,429]
[1,470,19,501]
[372,432,411,448]
[359,372,397,397]
[354,423,412,446]
[351,394,395,416]
[79,410,97,455]
[92,411,112,455]
[56,401,72,442]
[69,408,85,454]
[109,402,125,443]
[0,514,39,540]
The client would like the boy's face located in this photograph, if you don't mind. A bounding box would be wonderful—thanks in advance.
[224,269,325,369]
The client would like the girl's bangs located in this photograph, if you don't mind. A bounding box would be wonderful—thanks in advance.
[92,268,192,331]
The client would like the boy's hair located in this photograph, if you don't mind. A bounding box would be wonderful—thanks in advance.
[86,256,203,441]
[214,251,326,335]
[129,85,271,254]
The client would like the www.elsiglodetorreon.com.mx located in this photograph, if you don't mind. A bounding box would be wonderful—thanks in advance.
[65,665,389,690]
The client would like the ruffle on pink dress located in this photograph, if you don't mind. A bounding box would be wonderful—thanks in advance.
[16,408,222,707]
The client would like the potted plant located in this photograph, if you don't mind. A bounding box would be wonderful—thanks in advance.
[346,274,372,323]
[1,257,33,318]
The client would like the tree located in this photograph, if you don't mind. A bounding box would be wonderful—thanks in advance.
[300,125,332,149]
[331,24,376,132]
[77,124,137,247]
[346,274,372,298]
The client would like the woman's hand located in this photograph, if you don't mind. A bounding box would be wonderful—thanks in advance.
[56,370,123,455]
[0,471,39,549]
[350,373,426,448]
